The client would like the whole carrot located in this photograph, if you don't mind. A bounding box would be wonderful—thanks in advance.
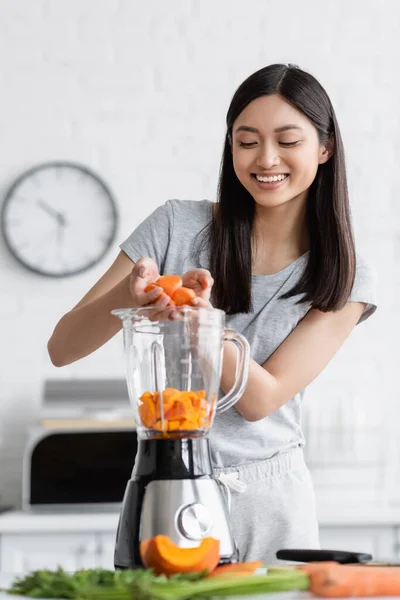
[299,561,400,597]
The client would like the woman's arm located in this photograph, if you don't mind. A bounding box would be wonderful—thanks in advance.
[47,251,136,367]
[220,302,366,422]
[47,253,168,367]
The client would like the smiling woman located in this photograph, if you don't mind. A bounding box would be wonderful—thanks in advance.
[47,63,377,567]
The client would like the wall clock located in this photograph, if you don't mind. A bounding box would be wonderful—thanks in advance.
[1,161,118,277]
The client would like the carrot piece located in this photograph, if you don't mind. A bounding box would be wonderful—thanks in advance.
[192,394,208,411]
[156,275,182,298]
[165,396,193,420]
[299,561,339,574]
[162,388,180,402]
[298,562,400,597]
[172,286,196,306]
[154,389,178,420]
[144,283,167,301]
[179,418,199,430]
[138,392,157,427]
[138,398,157,428]
[153,419,168,432]
[206,560,263,578]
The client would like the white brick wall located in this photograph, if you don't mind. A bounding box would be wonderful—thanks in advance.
[0,0,398,508]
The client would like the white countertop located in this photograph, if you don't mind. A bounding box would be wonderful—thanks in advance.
[1,505,400,533]
[0,510,119,533]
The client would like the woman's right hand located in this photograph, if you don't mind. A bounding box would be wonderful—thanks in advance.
[129,257,176,320]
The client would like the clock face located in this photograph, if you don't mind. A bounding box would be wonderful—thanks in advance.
[1,162,118,277]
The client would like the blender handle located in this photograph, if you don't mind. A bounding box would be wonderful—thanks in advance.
[216,329,250,413]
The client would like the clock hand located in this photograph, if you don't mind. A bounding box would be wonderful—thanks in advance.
[57,222,64,246]
[37,199,68,226]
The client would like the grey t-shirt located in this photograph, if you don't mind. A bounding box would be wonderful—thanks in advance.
[120,199,377,468]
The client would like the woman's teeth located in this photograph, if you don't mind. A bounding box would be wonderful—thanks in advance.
[255,174,288,183]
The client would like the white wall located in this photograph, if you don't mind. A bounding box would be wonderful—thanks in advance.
[0,0,398,508]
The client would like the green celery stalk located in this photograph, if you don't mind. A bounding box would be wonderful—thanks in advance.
[84,570,310,600]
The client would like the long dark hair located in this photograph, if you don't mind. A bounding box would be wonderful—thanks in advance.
[200,63,355,315]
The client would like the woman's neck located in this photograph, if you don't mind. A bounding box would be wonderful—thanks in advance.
[252,196,309,273]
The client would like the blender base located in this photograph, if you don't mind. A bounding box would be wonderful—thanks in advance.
[114,438,238,569]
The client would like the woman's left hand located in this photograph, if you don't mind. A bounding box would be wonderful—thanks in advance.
[181,269,214,307]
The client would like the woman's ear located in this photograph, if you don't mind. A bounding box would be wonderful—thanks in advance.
[318,136,334,164]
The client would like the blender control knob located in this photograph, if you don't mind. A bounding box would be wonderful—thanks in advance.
[177,503,213,540]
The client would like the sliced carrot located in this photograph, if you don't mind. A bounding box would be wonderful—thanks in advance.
[179,418,199,430]
[298,562,400,597]
[192,395,208,411]
[165,396,193,420]
[172,286,196,306]
[162,388,180,402]
[156,275,182,298]
[138,397,157,428]
[153,419,168,432]
[144,283,167,300]
[207,560,263,578]
[140,389,208,435]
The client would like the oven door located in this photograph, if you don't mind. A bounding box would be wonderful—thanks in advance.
[23,428,138,511]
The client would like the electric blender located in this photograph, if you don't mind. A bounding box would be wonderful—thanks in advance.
[111,305,250,569]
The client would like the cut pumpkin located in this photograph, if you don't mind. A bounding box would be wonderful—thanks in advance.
[144,274,197,307]
[140,535,220,576]
[172,286,196,306]
[138,388,212,436]
[156,275,182,298]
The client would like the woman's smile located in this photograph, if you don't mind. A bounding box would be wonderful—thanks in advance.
[251,173,290,191]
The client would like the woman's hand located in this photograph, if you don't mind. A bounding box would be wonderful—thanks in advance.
[129,257,176,320]
[182,269,214,308]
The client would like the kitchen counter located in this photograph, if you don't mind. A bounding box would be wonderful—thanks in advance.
[0,510,119,533]
[1,505,400,532]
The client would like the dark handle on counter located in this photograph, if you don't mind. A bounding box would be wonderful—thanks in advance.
[276,548,373,564]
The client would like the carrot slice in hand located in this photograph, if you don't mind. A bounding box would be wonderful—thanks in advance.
[144,283,169,302]
[172,286,196,306]
[156,275,182,298]
[144,275,197,307]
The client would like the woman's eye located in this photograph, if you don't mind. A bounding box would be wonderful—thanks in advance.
[238,141,257,148]
[279,141,300,147]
